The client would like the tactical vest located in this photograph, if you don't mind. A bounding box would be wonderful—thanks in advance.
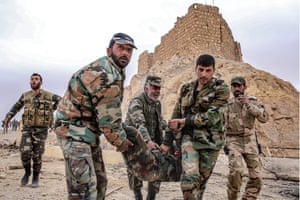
[22,90,54,128]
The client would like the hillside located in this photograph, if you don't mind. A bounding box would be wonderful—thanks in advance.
[122,3,299,158]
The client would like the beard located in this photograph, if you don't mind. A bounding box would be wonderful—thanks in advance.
[233,91,244,97]
[111,54,129,69]
[31,82,41,90]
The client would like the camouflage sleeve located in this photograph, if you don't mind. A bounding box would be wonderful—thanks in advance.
[157,101,167,130]
[162,128,175,146]
[93,86,126,147]
[127,98,151,142]
[78,67,126,148]
[247,98,269,123]
[186,82,230,128]
[5,94,24,120]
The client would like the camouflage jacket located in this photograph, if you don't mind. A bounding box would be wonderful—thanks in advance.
[163,77,229,150]
[55,56,127,147]
[125,92,167,144]
[5,89,61,128]
[226,96,269,136]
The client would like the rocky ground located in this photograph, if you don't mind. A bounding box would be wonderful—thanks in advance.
[0,130,299,200]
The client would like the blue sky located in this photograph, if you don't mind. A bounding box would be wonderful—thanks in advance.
[0,0,299,121]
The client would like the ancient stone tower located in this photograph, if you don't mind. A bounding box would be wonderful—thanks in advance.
[138,3,242,74]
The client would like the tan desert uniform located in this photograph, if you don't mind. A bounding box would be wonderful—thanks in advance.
[226,94,269,200]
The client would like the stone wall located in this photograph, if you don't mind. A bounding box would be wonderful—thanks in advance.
[138,3,242,74]
[138,51,153,74]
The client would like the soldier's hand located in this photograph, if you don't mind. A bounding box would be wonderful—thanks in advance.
[146,140,160,150]
[238,95,248,105]
[160,144,171,155]
[168,119,185,131]
[117,139,133,152]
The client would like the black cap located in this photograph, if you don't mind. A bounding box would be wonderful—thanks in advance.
[231,76,246,85]
[109,33,137,49]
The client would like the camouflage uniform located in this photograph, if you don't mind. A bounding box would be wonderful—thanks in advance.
[55,56,180,200]
[124,76,167,199]
[226,78,269,200]
[163,77,230,199]
[5,89,61,186]
[55,56,128,199]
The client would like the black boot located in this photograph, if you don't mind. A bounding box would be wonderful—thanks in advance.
[134,189,143,200]
[146,192,156,200]
[21,164,31,186]
[31,171,39,188]
[147,184,157,200]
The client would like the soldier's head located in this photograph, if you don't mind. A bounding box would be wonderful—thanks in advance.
[30,73,43,91]
[107,32,137,69]
[144,75,161,102]
[195,54,215,85]
[230,76,247,97]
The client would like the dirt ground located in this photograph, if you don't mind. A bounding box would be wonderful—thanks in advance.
[0,131,298,200]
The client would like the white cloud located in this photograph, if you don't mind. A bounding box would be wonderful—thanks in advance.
[0,0,298,87]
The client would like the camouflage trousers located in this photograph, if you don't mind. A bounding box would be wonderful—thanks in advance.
[180,135,220,200]
[57,137,107,200]
[226,134,262,200]
[122,126,181,183]
[127,164,161,194]
[20,127,48,173]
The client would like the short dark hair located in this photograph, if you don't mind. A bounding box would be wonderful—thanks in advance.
[31,73,43,82]
[196,54,215,69]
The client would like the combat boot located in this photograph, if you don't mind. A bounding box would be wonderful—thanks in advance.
[31,171,40,188]
[21,164,31,186]
[133,189,143,200]
[146,192,156,200]
[146,185,157,200]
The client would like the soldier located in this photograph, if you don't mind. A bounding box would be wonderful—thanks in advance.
[160,54,230,199]
[54,32,180,199]
[124,75,167,200]
[55,32,137,200]
[225,76,269,200]
[3,73,61,188]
